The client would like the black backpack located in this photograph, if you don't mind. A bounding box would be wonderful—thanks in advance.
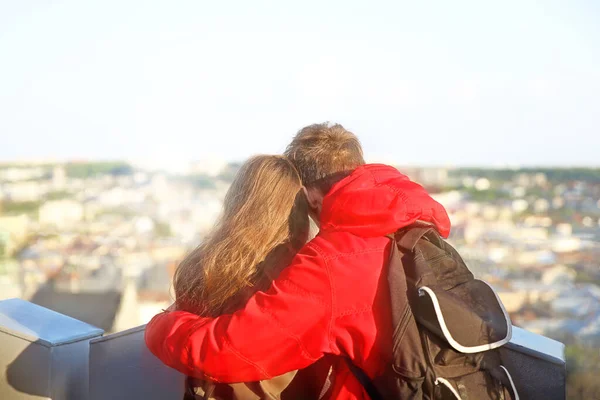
[347,223,519,400]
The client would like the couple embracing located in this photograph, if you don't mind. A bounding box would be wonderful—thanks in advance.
[145,123,516,400]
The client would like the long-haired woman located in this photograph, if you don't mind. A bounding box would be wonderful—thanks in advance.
[173,155,328,399]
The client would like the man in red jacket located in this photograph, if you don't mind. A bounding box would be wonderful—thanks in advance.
[145,123,451,399]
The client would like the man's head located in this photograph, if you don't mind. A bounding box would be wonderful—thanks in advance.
[284,122,365,222]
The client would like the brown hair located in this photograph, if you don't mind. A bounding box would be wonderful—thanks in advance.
[173,155,308,316]
[284,122,365,193]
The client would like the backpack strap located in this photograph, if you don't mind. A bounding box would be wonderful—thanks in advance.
[396,224,446,289]
[396,224,435,252]
[344,358,384,400]
[184,376,216,400]
[347,226,441,400]
[317,365,334,400]
[183,376,196,400]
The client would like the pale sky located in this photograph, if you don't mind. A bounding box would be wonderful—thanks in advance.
[1,0,599,166]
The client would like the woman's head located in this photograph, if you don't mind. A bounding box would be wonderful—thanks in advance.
[174,155,309,316]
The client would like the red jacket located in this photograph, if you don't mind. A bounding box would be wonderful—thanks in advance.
[145,164,451,399]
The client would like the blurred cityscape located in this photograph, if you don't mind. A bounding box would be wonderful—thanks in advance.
[0,160,599,392]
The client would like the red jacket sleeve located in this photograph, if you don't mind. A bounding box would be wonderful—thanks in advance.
[144,243,334,382]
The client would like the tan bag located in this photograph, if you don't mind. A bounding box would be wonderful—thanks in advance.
[184,356,335,400]
[185,371,298,400]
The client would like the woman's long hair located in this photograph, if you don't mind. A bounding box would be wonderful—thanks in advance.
[173,155,309,317]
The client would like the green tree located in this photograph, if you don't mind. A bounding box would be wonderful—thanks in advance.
[566,345,600,399]
[46,190,70,200]
[65,162,133,178]
[187,174,216,189]
[154,221,173,237]
[1,201,41,215]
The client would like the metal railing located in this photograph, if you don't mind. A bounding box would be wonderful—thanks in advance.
[0,298,566,400]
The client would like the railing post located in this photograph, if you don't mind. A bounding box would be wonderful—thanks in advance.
[89,325,185,400]
[0,298,104,400]
[503,326,567,400]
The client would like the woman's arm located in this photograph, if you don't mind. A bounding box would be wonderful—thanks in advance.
[145,243,334,382]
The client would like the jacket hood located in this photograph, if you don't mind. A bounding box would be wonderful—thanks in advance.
[319,164,451,238]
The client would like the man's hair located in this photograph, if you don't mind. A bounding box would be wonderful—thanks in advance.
[284,123,365,192]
